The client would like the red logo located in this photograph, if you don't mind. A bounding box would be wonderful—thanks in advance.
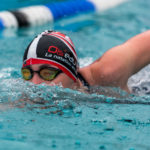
[48,46,64,56]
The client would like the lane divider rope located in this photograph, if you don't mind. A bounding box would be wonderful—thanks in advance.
[0,0,127,29]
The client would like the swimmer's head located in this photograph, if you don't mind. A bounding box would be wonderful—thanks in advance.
[22,30,79,82]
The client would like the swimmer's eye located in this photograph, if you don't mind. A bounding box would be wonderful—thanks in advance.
[21,68,32,80]
[40,68,61,81]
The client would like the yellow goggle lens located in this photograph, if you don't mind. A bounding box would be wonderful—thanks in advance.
[21,68,32,80]
[40,69,59,81]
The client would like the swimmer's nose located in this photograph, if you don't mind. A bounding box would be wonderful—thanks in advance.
[30,73,42,84]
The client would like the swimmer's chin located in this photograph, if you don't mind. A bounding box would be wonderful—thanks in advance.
[47,81,84,91]
[47,82,63,87]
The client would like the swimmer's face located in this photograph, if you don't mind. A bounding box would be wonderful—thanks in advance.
[22,64,75,88]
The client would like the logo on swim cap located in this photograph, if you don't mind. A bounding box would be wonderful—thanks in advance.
[23,30,79,81]
[48,46,64,56]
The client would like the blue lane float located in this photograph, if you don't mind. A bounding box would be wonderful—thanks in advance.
[0,0,127,29]
[45,0,95,20]
[0,19,4,29]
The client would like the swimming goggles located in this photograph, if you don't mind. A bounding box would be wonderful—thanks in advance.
[21,66,62,81]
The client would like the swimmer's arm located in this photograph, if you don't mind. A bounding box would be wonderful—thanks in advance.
[0,99,30,111]
[124,30,150,73]
[86,30,150,90]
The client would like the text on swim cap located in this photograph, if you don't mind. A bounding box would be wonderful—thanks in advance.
[47,45,76,66]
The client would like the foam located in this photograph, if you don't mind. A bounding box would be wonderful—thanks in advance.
[88,0,128,11]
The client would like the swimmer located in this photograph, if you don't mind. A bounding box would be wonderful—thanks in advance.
[21,30,150,92]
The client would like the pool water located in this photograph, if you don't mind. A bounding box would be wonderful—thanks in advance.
[1,0,150,150]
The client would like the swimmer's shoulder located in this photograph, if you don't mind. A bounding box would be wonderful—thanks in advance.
[79,65,130,92]
[78,65,96,86]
